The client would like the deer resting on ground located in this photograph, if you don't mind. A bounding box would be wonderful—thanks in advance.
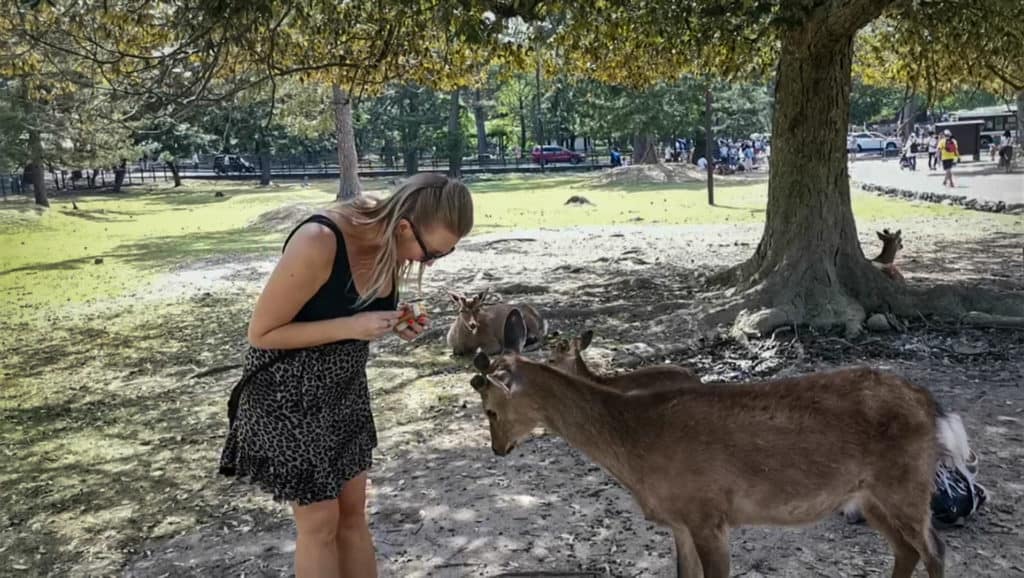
[871,228,905,282]
[470,310,966,578]
[446,289,546,356]
[547,329,701,393]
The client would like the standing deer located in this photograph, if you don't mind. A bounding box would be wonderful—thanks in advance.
[470,310,962,578]
[446,289,546,356]
[547,329,701,392]
[871,228,905,282]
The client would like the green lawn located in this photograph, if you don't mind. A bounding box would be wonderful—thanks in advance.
[0,173,1010,323]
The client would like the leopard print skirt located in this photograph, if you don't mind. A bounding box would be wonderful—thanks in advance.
[219,340,377,505]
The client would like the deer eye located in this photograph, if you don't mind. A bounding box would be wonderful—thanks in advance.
[485,410,498,421]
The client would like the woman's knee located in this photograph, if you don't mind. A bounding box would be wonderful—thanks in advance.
[337,474,369,531]
[293,499,340,543]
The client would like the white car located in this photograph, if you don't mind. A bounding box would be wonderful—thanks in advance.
[848,132,900,153]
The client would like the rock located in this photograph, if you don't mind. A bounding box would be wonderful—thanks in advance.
[93,257,104,265]
[866,313,893,332]
[214,191,225,198]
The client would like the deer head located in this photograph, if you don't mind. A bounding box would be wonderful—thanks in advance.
[547,330,595,376]
[449,289,501,334]
[873,228,903,265]
[470,309,540,456]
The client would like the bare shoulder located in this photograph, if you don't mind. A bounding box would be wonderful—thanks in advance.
[283,221,338,264]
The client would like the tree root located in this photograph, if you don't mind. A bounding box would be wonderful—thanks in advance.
[702,261,1024,337]
[961,312,1024,329]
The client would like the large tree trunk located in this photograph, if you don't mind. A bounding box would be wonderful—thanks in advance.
[167,160,182,187]
[447,88,463,178]
[632,134,658,164]
[333,84,361,200]
[711,16,890,335]
[473,88,488,159]
[28,128,48,207]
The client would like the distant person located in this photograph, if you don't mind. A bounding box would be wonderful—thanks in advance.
[998,130,1014,168]
[937,129,959,187]
[697,156,708,170]
[610,147,623,167]
[901,138,917,171]
[927,132,939,170]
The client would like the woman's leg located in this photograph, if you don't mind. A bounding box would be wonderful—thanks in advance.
[337,472,377,577]
[293,499,341,578]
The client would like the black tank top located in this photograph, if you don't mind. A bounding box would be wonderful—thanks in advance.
[283,215,397,322]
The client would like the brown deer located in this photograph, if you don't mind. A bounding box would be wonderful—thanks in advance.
[469,310,962,578]
[547,329,701,393]
[446,289,546,356]
[871,228,905,282]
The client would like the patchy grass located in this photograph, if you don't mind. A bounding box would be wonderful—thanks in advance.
[0,182,336,323]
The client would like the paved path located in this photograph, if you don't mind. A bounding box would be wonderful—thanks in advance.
[849,156,1023,205]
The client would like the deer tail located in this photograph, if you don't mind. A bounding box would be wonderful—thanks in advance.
[935,412,971,471]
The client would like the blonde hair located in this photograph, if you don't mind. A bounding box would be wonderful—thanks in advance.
[333,173,473,306]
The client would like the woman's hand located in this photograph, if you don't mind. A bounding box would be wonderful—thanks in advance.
[344,311,404,341]
[395,302,429,342]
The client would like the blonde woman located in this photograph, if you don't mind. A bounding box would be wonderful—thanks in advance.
[220,173,473,577]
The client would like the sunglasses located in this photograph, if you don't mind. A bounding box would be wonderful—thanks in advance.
[408,221,455,262]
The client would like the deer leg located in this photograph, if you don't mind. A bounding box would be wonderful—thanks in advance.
[672,525,703,578]
[860,499,920,578]
[690,526,729,578]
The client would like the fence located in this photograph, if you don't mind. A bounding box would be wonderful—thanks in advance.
[2,155,613,199]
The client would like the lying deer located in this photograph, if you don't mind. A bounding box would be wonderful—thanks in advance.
[871,228,905,282]
[470,310,963,578]
[446,289,546,356]
[547,329,701,393]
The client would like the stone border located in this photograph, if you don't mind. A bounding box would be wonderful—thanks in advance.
[855,181,1024,214]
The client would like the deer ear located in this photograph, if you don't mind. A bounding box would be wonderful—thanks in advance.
[470,374,487,392]
[876,231,885,241]
[579,330,594,350]
[895,229,901,238]
[502,309,528,353]
[449,291,464,306]
[473,350,491,373]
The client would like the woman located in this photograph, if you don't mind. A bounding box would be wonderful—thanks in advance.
[220,173,473,577]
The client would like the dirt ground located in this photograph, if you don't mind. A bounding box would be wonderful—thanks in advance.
[5,211,1023,577]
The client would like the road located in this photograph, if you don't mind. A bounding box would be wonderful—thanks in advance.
[849,156,1023,206]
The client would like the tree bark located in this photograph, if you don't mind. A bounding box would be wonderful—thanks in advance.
[474,88,488,159]
[333,84,361,200]
[167,160,182,187]
[632,134,657,164]
[28,128,48,207]
[447,88,463,178]
[518,93,527,152]
[1017,89,1024,148]
[259,147,272,186]
[705,85,715,205]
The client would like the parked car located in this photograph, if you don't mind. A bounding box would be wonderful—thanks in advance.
[213,154,255,174]
[531,145,585,164]
[847,132,899,153]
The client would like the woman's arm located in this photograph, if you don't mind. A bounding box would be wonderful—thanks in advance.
[247,224,399,349]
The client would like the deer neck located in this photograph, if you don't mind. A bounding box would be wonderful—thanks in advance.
[873,245,897,264]
[516,361,650,489]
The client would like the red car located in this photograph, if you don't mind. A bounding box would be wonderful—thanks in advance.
[531,145,586,164]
